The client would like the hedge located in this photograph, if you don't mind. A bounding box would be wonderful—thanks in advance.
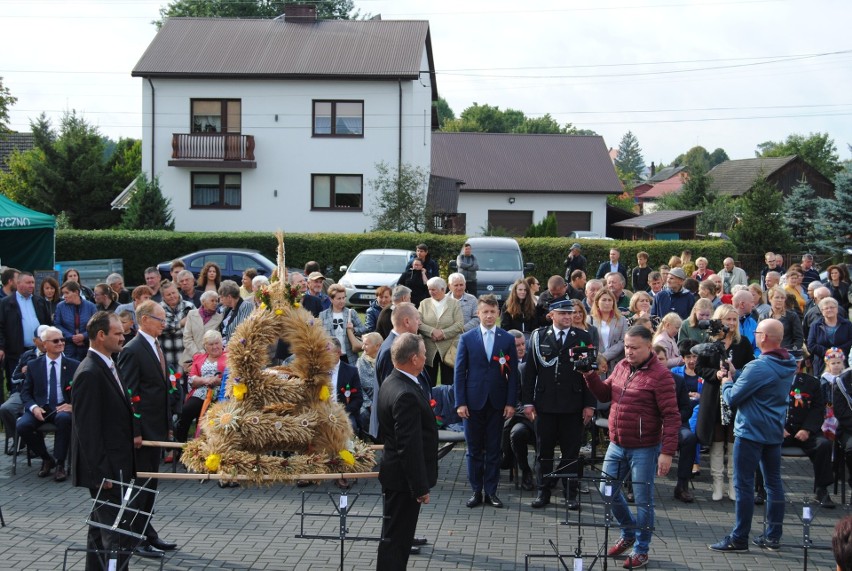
[55,230,736,286]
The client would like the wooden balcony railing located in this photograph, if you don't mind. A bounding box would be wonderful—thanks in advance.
[170,133,256,164]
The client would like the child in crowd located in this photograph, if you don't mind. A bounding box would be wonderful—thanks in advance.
[674,339,704,476]
[632,251,651,293]
[822,348,846,409]
[653,312,683,368]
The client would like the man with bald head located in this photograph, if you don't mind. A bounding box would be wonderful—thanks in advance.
[710,319,796,553]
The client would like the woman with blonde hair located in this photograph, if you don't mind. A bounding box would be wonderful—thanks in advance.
[694,304,754,501]
[747,283,771,319]
[678,298,714,343]
[590,288,627,373]
[691,257,715,282]
[668,255,682,269]
[763,285,804,350]
[784,264,809,315]
[627,290,660,329]
[653,312,683,368]
[501,278,538,338]
[356,331,383,438]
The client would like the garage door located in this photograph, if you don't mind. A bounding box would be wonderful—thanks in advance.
[549,211,591,236]
[488,210,533,236]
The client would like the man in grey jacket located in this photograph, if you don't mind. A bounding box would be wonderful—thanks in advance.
[456,243,479,296]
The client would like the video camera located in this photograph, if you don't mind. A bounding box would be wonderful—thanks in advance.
[569,346,599,372]
[696,318,729,337]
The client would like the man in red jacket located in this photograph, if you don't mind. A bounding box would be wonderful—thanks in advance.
[582,325,680,570]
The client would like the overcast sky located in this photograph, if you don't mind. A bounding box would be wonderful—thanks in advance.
[3,0,851,166]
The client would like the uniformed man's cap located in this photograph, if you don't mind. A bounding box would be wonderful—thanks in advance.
[549,299,575,312]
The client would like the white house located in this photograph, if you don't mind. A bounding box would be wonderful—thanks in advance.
[430,132,622,236]
[131,6,437,232]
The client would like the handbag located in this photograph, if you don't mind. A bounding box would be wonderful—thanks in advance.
[442,341,458,367]
[346,309,364,353]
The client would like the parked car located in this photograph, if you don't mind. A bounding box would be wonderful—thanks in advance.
[338,249,414,307]
[566,230,613,240]
[157,249,277,283]
[450,237,534,302]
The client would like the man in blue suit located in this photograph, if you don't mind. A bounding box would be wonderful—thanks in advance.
[455,294,519,508]
[17,325,80,481]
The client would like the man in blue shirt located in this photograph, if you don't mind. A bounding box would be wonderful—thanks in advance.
[0,272,53,386]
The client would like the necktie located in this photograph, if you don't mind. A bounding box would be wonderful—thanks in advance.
[154,339,167,378]
[484,329,494,358]
[557,330,565,349]
[48,360,58,408]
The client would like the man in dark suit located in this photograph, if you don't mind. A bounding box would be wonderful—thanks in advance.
[523,300,595,509]
[595,248,629,282]
[16,325,79,481]
[0,271,53,386]
[72,311,138,571]
[454,294,519,509]
[328,338,363,432]
[376,332,438,571]
[117,300,178,557]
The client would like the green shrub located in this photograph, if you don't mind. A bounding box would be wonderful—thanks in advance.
[55,230,736,286]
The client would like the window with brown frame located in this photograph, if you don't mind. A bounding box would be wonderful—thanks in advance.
[312,101,364,137]
[191,99,241,133]
[311,174,363,210]
[191,173,241,209]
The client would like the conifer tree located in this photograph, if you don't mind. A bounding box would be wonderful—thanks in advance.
[120,174,175,230]
[817,164,852,253]
[730,176,789,254]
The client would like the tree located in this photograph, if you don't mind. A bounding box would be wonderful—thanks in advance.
[781,180,822,253]
[607,189,635,213]
[156,0,356,27]
[107,138,142,188]
[524,213,557,237]
[730,176,790,255]
[0,77,17,135]
[672,146,729,172]
[368,162,430,232]
[613,131,645,183]
[756,132,840,179]
[440,102,597,135]
[434,97,454,130]
[816,164,852,254]
[0,111,122,229]
[120,175,175,230]
[708,148,729,169]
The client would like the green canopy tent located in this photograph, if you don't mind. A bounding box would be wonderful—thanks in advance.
[0,194,55,271]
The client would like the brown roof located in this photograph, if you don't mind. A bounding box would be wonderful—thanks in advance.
[708,156,796,196]
[132,18,433,80]
[431,132,622,194]
[0,132,34,173]
[611,210,702,229]
[427,175,462,214]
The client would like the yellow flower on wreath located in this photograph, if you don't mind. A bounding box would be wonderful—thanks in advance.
[232,382,247,401]
[205,454,221,472]
[319,385,330,401]
[338,450,355,466]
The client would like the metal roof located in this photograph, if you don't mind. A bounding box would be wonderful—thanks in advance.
[431,132,622,194]
[427,175,462,214]
[132,18,432,80]
[639,173,687,200]
[708,156,796,196]
[0,132,34,173]
[647,165,685,183]
[612,210,703,229]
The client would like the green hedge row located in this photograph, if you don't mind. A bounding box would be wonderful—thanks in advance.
[56,230,736,286]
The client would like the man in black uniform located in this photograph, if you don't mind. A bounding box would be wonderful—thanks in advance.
[785,352,835,507]
[523,299,595,509]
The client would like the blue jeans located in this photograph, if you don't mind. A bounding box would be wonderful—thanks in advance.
[732,437,784,542]
[599,443,660,555]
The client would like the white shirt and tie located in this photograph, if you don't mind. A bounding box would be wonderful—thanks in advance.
[481,326,495,358]
[30,354,65,413]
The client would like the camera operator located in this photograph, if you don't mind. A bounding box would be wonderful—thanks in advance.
[694,305,754,502]
[523,299,595,510]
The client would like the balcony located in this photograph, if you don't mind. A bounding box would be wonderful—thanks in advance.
[168,133,256,168]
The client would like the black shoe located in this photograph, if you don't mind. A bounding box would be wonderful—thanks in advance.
[412,536,428,546]
[752,535,780,551]
[410,546,421,555]
[466,492,483,508]
[485,494,504,508]
[37,457,56,478]
[567,498,580,511]
[521,470,534,491]
[134,544,165,558]
[709,535,748,552]
[531,490,551,508]
[148,537,178,551]
[674,486,695,503]
[53,465,67,483]
[754,488,766,506]
[817,488,836,509]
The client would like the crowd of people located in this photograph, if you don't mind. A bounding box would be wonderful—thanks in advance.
[1,241,852,569]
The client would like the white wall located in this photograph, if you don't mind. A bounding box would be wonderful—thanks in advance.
[458,192,609,236]
[140,71,432,232]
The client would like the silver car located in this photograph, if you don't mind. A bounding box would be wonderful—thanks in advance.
[338,249,414,307]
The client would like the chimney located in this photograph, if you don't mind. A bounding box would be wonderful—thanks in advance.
[650,161,656,177]
[284,4,317,22]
